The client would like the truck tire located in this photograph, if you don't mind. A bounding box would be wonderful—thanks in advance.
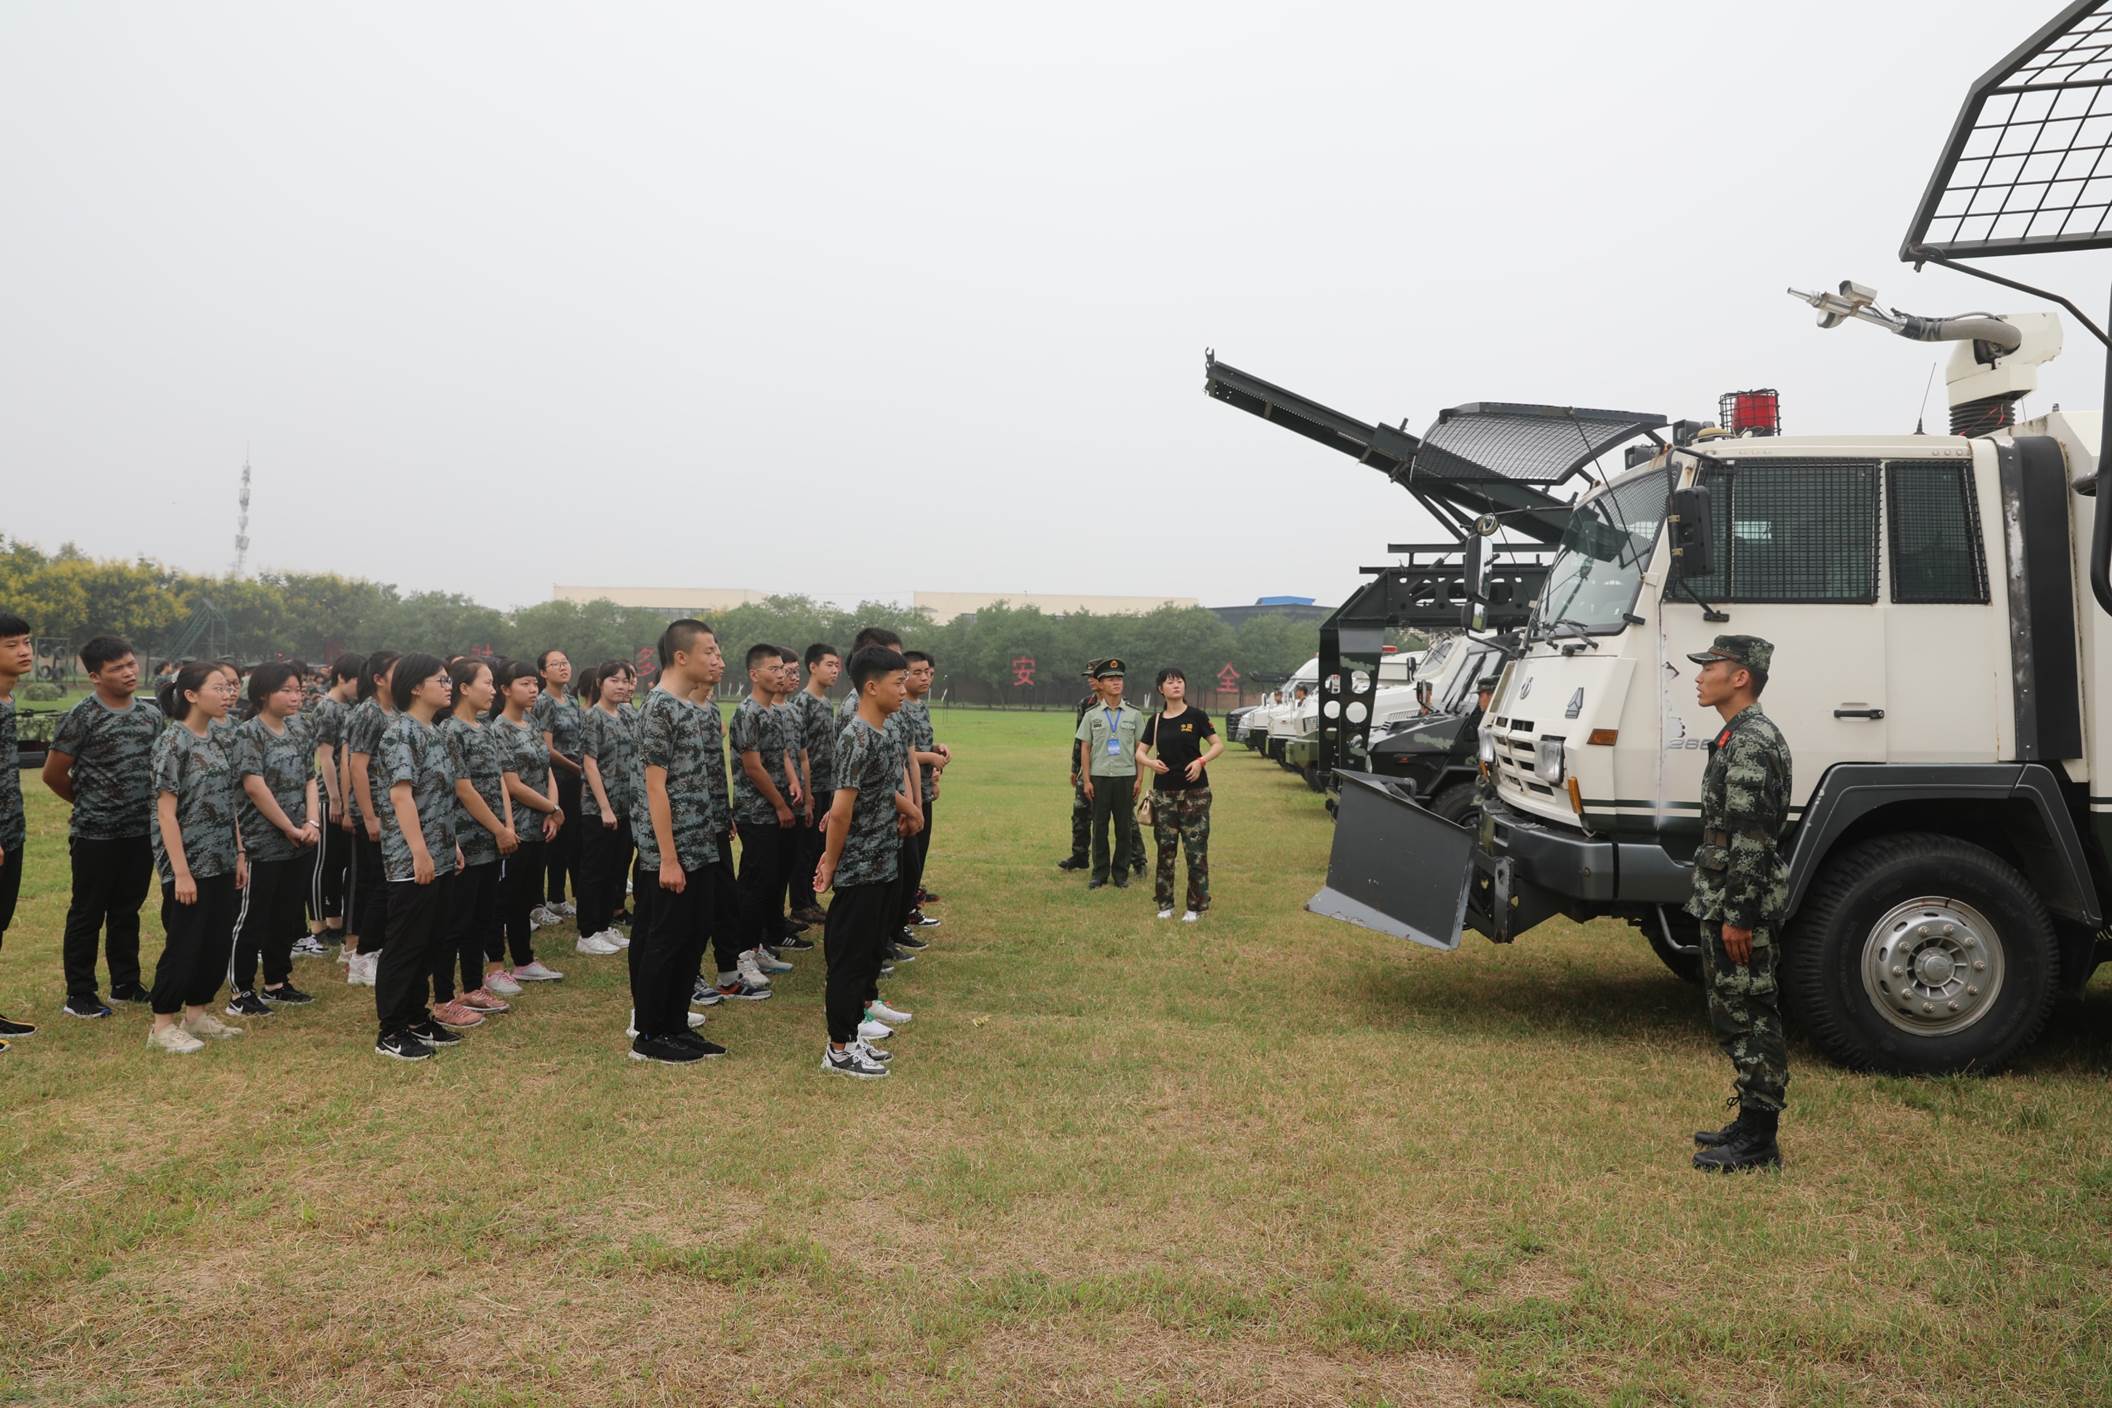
[1644,916,1704,985]
[1785,833,2059,1075]
[1426,781,1479,827]
[1302,766,1326,793]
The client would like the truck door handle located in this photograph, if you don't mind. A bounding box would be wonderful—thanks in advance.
[1833,707,1885,720]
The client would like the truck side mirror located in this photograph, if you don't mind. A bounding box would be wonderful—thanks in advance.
[1667,486,1713,580]
[1461,515,1495,629]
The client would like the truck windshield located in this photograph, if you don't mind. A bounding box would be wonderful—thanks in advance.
[1531,467,1672,638]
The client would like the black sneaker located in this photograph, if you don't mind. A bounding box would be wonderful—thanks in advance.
[225,990,273,1018]
[630,1033,705,1064]
[886,944,916,964]
[0,1014,36,1038]
[1056,856,1087,871]
[775,933,815,952]
[895,932,928,951]
[916,890,940,905]
[878,960,895,976]
[410,1019,463,1047]
[374,1031,433,1062]
[908,910,940,928]
[262,982,315,1005]
[63,997,114,1020]
[109,982,151,1004]
[673,1030,727,1057]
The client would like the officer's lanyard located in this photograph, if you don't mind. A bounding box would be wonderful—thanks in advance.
[1103,705,1123,756]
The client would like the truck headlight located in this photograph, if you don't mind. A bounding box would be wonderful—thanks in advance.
[1535,737,1565,784]
[1478,726,1496,765]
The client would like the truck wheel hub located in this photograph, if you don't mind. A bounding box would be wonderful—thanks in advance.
[1860,897,2004,1037]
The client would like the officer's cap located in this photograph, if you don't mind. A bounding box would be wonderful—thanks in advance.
[1094,657,1127,680]
[1685,634,1773,678]
[1081,657,1105,679]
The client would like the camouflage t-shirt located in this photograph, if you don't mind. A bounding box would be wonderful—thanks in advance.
[51,693,166,839]
[794,690,838,794]
[904,698,937,801]
[309,693,349,757]
[377,714,459,881]
[632,689,718,872]
[831,715,906,889]
[490,715,551,797]
[229,714,316,863]
[583,706,640,820]
[441,715,507,868]
[0,698,22,851]
[532,690,584,767]
[694,697,731,834]
[150,724,238,883]
[343,698,395,826]
[728,697,792,825]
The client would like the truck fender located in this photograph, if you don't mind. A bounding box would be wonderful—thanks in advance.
[1785,763,2100,927]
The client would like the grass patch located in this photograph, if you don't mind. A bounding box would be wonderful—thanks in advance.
[1,709,2109,1405]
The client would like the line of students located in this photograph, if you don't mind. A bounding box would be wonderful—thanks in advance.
[0,615,952,1075]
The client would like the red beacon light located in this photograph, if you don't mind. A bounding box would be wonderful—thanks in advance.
[1719,389,1781,437]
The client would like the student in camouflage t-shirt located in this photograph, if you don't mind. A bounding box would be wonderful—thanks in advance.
[578,662,638,945]
[342,650,400,962]
[440,659,515,1013]
[0,614,33,1040]
[532,651,585,911]
[308,654,363,938]
[789,644,843,922]
[146,664,243,1039]
[816,646,912,1070]
[373,656,460,1053]
[47,635,163,1012]
[730,648,800,961]
[491,660,561,982]
[227,665,322,1005]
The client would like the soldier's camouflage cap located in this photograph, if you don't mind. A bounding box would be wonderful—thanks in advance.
[1686,634,1773,677]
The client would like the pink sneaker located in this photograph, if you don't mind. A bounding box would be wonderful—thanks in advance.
[431,1001,487,1030]
[459,988,511,1014]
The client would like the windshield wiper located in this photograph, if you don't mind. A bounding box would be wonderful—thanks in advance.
[1547,618,1602,650]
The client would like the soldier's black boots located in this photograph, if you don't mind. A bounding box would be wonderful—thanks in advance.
[1693,1100,1742,1148]
[1692,1107,1781,1172]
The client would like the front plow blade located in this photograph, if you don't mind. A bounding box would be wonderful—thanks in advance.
[1306,770,1473,950]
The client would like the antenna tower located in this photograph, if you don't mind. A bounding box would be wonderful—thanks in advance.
[232,449,252,577]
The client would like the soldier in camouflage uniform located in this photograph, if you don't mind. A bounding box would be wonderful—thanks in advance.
[1683,635,1792,1172]
[145,667,243,1048]
[0,615,35,1043]
[1058,663,1099,871]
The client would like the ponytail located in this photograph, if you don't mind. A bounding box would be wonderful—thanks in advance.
[158,662,218,723]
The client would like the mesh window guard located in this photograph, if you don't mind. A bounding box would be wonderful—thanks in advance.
[1685,461,1881,604]
[1888,461,1991,603]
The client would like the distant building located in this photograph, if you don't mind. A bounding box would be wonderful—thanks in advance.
[552,585,769,613]
[1209,596,1334,628]
[912,591,1199,626]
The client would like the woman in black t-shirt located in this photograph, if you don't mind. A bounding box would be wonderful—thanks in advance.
[1137,667,1223,921]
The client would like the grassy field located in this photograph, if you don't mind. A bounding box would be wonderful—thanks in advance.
[2,708,2109,1407]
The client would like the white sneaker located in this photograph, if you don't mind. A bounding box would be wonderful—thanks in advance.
[146,1024,205,1054]
[182,1011,244,1041]
[735,953,774,988]
[866,1000,912,1026]
[337,944,353,965]
[558,900,577,918]
[346,952,377,987]
[485,969,524,996]
[511,960,565,982]
[1157,908,1174,920]
[293,934,329,957]
[1181,910,1202,923]
[822,1043,888,1079]
[750,946,792,974]
[853,1037,892,1062]
[529,905,560,929]
[606,929,631,949]
[575,933,620,956]
[858,1017,894,1041]
[686,1009,707,1029]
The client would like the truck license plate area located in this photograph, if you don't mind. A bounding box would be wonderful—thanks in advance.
[1307,770,1474,950]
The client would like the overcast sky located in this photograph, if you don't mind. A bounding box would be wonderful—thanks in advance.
[5,1,2110,614]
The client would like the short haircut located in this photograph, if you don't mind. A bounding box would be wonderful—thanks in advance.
[331,652,365,685]
[745,643,780,672]
[776,646,799,663]
[390,653,447,713]
[803,643,839,669]
[903,649,933,667]
[1747,667,1769,697]
[851,626,902,653]
[81,636,134,673]
[357,649,401,703]
[448,656,491,699]
[657,618,713,670]
[247,662,301,709]
[0,612,31,639]
[574,664,603,706]
[848,645,909,695]
[1155,666,1185,689]
[157,662,219,722]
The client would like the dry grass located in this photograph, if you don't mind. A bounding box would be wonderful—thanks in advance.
[2,708,2109,1407]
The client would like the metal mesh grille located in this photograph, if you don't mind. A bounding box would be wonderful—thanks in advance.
[1413,403,1666,485]
[1888,460,1990,603]
[1685,461,1880,604]
[1907,1,2112,256]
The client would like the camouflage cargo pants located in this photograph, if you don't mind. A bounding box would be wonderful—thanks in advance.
[1699,919,1789,1112]
[1072,775,1143,869]
[1151,786,1211,913]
